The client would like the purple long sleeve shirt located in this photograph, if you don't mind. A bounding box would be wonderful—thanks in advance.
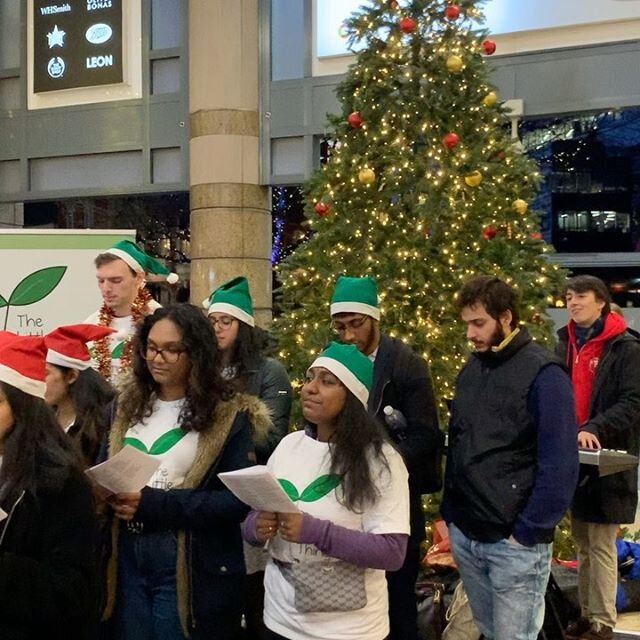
[242,510,408,571]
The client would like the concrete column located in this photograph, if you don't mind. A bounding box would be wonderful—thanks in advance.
[188,0,271,325]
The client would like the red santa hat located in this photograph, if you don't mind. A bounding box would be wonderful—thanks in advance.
[0,331,47,398]
[45,324,117,371]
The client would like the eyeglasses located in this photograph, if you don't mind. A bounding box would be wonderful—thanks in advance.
[332,315,370,333]
[209,315,237,329]
[141,344,186,364]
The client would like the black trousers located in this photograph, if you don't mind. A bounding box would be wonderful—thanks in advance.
[387,541,421,640]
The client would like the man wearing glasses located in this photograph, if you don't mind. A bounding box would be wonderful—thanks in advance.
[330,275,442,640]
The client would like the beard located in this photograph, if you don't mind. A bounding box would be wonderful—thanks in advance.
[490,323,506,348]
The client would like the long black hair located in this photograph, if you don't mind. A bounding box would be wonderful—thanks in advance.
[121,304,232,432]
[51,365,115,466]
[0,382,83,505]
[321,393,391,512]
[219,321,274,387]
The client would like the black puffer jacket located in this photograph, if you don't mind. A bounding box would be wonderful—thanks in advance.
[0,466,97,640]
[557,326,640,523]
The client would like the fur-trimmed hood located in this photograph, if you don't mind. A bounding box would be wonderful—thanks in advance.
[103,390,272,635]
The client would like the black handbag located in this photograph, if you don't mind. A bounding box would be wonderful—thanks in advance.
[417,581,447,640]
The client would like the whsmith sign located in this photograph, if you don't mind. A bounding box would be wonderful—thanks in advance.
[33,0,123,92]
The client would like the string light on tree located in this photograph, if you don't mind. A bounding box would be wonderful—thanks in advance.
[273,0,567,431]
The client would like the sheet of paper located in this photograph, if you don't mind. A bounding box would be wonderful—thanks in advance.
[85,445,161,495]
[218,465,300,513]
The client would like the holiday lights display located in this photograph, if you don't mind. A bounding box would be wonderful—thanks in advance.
[273,0,566,418]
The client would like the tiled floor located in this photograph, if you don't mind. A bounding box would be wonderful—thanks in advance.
[617,611,640,637]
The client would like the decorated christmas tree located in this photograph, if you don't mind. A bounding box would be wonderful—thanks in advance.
[273,0,567,414]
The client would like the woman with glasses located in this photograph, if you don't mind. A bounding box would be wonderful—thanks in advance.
[101,304,271,640]
[242,342,410,640]
[204,276,292,639]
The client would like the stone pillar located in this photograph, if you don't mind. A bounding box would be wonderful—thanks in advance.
[188,0,271,325]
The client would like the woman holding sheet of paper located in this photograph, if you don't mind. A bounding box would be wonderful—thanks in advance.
[101,303,270,640]
[0,332,97,640]
[242,342,410,640]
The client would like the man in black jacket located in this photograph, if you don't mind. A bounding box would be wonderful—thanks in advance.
[442,276,578,640]
[330,275,443,640]
[558,275,640,640]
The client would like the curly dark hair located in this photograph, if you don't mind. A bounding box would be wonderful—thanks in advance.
[50,366,116,466]
[457,275,520,329]
[313,393,391,513]
[0,382,83,505]
[121,304,233,433]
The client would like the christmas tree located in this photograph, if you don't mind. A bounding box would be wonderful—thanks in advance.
[273,0,567,413]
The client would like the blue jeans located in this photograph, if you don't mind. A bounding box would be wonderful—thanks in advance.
[116,530,187,640]
[449,523,552,640]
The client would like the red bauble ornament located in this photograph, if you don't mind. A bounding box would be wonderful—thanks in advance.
[444,5,461,20]
[530,231,543,241]
[399,16,418,33]
[389,0,399,8]
[347,111,364,128]
[482,39,497,55]
[443,132,460,149]
[314,201,330,216]
[483,225,497,240]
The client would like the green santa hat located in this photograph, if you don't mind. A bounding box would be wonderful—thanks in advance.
[203,276,255,327]
[308,342,373,408]
[330,275,380,320]
[100,240,179,284]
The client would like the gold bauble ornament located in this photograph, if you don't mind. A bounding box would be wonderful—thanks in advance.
[483,91,498,107]
[446,54,464,73]
[513,199,528,214]
[555,299,565,308]
[464,170,482,187]
[358,168,376,184]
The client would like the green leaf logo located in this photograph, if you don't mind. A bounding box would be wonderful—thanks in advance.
[279,478,300,501]
[112,342,125,359]
[149,428,185,455]
[123,428,186,456]
[8,266,67,306]
[123,437,148,453]
[1,266,67,329]
[278,474,342,503]
[300,474,342,502]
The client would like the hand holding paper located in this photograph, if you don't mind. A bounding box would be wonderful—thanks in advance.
[86,445,160,495]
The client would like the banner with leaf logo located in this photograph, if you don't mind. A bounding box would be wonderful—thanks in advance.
[0,230,134,335]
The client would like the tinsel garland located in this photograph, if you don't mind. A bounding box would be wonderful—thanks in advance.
[95,287,154,382]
